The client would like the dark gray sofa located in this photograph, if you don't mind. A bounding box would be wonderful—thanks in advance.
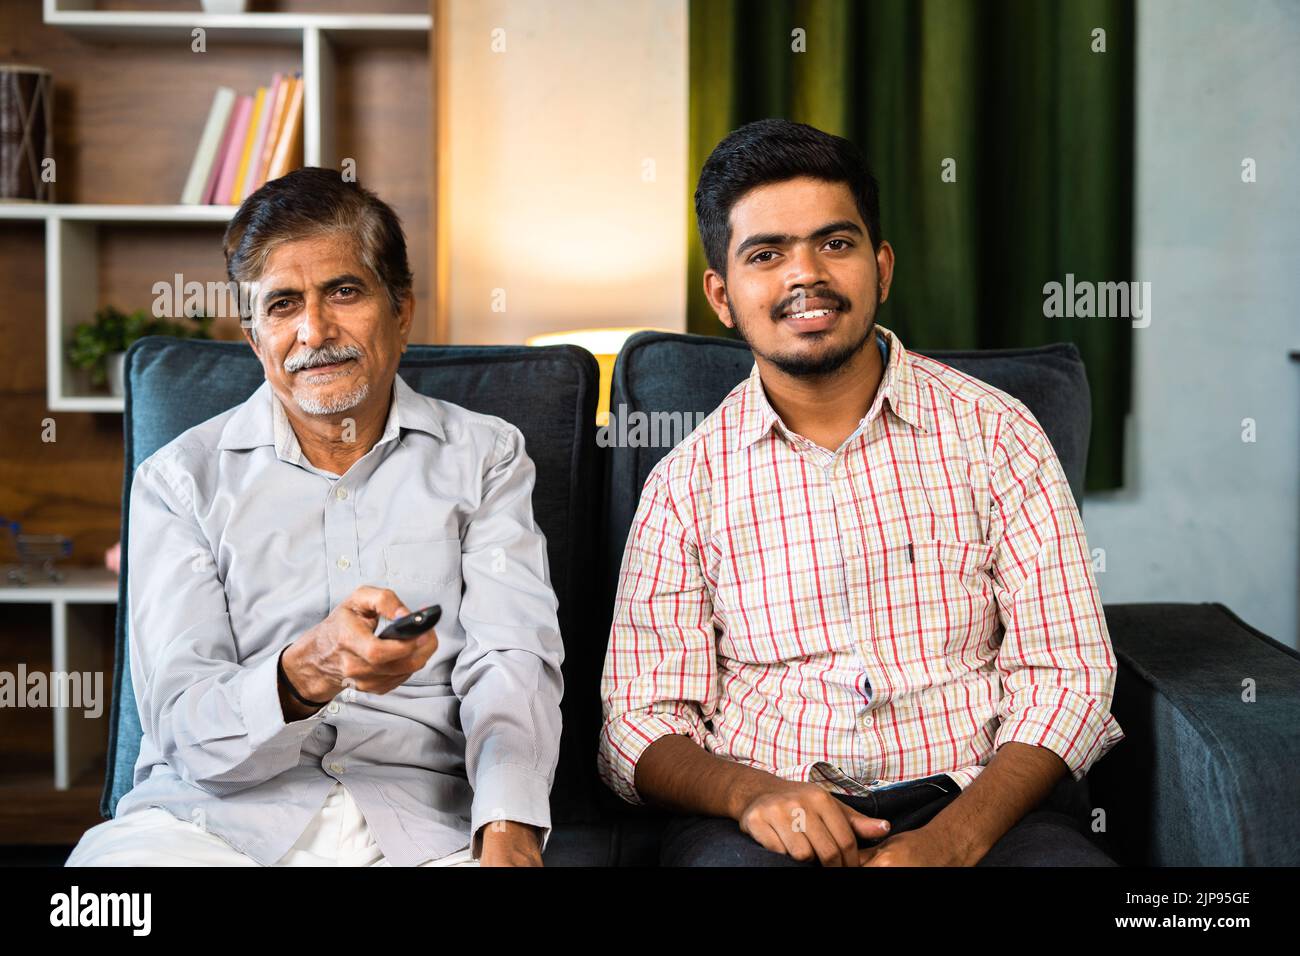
[99,333,1300,866]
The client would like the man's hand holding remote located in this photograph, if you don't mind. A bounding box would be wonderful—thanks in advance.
[278,585,439,720]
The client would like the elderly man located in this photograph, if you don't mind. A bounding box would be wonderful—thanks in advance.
[67,168,563,867]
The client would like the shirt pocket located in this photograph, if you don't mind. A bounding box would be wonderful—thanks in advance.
[384,538,462,588]
[867,538,997,681]
[382,538,462,684]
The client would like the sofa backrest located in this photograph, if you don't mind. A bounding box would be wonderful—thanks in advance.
[103,336,605,825]
[602,330,1093,605]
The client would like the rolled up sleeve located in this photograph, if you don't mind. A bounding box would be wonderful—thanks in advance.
[987,411,1125,780]
[128,457,317,797]
[452,425,564,858]
[598,466,716,805]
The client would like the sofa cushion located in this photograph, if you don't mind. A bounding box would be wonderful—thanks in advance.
[1090,602,1300,865]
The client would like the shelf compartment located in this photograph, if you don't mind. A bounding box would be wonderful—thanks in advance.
[48,216,237,411]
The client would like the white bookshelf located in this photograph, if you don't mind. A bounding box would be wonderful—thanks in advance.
[18,3,433,412]
[44,4,431,46]
[0,568,119,791]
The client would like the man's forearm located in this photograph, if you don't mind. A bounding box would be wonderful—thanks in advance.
[478,820,541,850]
[923,741,1068,865]
[277,644,327,722]
[634,734,782,820]
[277,674,319,722]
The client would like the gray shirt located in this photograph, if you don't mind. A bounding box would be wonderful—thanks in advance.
[115,373,564,865]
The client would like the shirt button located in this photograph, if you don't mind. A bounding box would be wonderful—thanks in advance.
[335,487,349,500]
[336,556,350,570]
[329,761,345,774]
[327,701,340,715]
[862,715,874,727]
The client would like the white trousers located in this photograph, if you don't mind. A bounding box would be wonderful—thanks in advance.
[65,781,478,867]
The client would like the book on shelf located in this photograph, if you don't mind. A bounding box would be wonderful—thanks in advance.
[266,76,305,183]
[209,93,251,205]
[255,74,291,192]
[200,88,239,205]
[181,71,304,206]
[179,87,235,206]
[241,72,282,202]
[230,84,266,203]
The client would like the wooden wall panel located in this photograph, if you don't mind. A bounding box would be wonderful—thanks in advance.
[0,221,125,567]
[98,223,248,341]
[0,604,55,772]
[333,43,432,342]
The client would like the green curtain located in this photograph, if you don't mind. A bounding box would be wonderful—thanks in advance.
[688,0,1134,491]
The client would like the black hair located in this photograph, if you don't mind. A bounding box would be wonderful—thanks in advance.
[694,118,882,275]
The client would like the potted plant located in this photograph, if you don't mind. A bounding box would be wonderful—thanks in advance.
[67,306,214,396]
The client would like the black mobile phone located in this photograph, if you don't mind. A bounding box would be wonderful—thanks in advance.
[377,604,442,640]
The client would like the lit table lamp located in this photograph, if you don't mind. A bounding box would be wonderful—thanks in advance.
[526,327,675,426]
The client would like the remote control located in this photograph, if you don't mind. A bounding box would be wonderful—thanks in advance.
[377,604,442,640]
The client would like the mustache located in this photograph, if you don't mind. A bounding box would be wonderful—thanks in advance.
[284,343,363,373]
[771,287,852,321]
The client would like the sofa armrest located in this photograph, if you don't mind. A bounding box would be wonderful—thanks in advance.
[1086,603,1300,865]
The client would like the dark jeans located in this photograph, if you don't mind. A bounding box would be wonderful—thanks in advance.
[659,771,1118,867]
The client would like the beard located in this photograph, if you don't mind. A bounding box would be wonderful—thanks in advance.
[294,379,370,415]
[285,342,369,414]
[727,276,882,378]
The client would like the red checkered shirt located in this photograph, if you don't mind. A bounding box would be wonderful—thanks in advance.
[598,324,1124,804]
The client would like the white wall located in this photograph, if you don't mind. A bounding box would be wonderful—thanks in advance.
[443,0,688,344]
[1083,0,1300,648]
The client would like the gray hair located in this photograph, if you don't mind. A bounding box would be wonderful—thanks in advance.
[224,167,414,342]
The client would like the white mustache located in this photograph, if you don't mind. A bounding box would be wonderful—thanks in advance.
[285,346,362,373]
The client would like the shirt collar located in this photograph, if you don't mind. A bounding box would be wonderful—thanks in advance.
[734,323,929,451]
[217,371,446,457]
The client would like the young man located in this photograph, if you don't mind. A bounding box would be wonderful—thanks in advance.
[598,119,1124,867]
